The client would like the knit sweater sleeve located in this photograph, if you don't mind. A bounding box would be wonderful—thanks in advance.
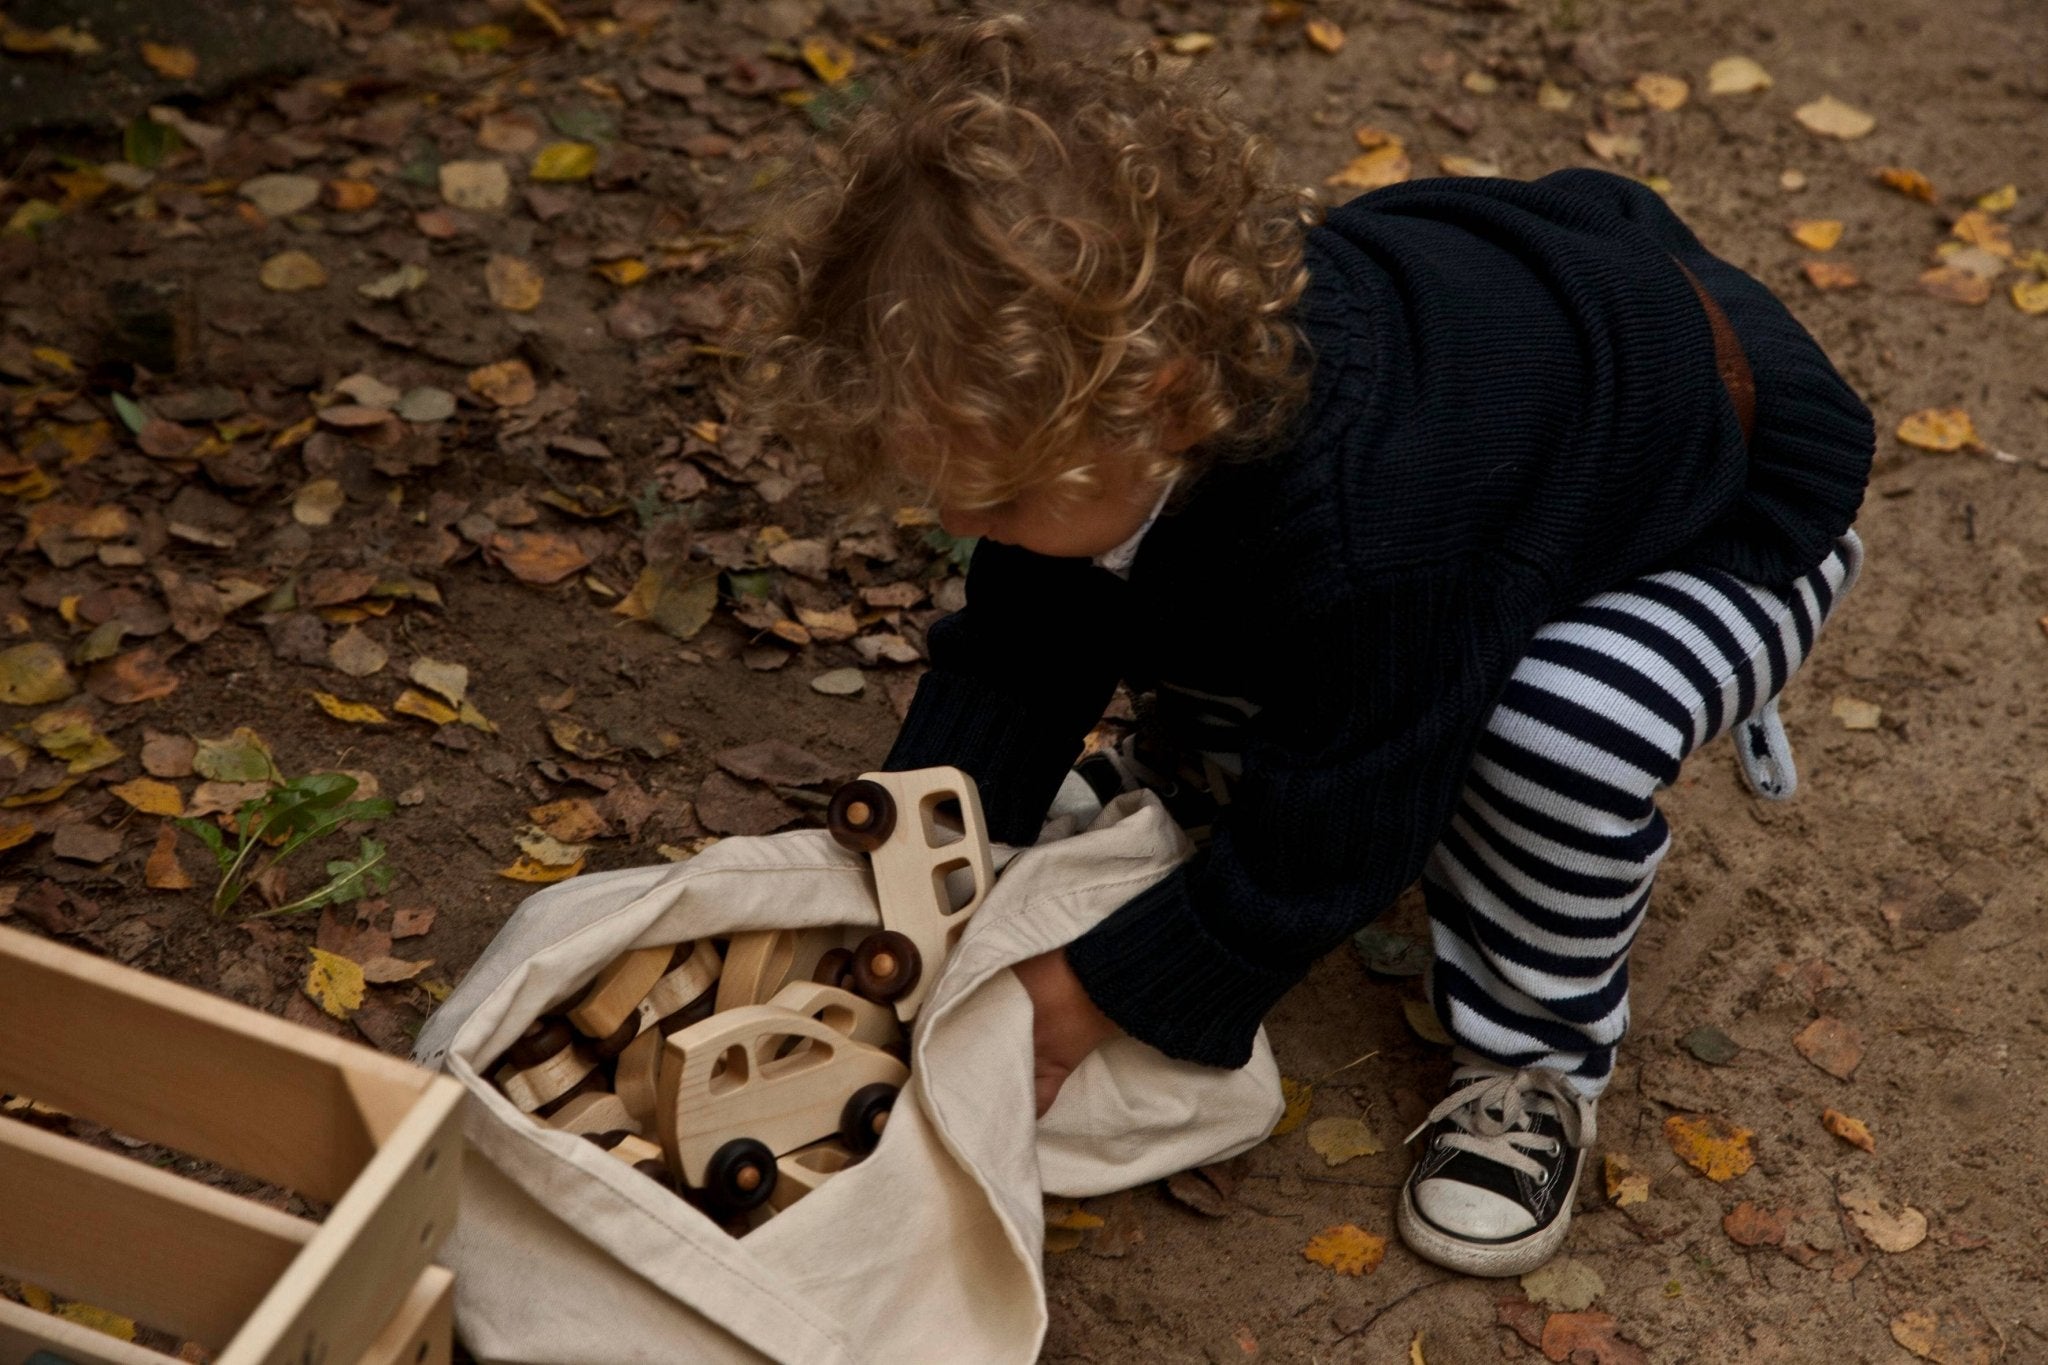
[882,538,1128,843]
[1066,564,1526,1068]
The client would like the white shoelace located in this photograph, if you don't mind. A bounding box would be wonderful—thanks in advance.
[1403,1049,1597,1181]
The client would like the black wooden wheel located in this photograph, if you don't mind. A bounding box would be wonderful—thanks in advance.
[849,930,921,1003]
[839,1082,899,1154]
[826,779,896,852]
[505,1016,575,1069]
[592,1012,641,1059]
[813,947,855,990]
[703,1137,779,1214]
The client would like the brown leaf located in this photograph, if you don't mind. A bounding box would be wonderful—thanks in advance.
[391,905,436,938]
[468,359,537,408]
[694,770,799,837]
[1539,1312,1648,1364]
[145,823,192,890]
[259,250,328,292]
[490,531,591,585]
[140,41,198,78]
[1721,1200,1787,1247]
[1497,1298,1547,1349]
[485,254,545,312]
[528,797,609,843]
[1889,1307,1999,1365]
[1918,266,1992,306]
[1163,1168,1230,1217]
[1602,1153,1650,1207]
[1822,1107,1876,1153]
[714,740,836,787]
[327,626,388,678]
[1875,166,1937,203]
[86,648,180,704]
[1839,1181,1927,1253]
[52,823,123,864]
[1791,1016,1865,1080]
[546,715,618,760]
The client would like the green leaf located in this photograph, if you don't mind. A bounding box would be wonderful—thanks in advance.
[724,569,778,600]
[549,106,616,142]
[111,392,149,434]
[1351,926,1431,979]
[324,836,392,904]
[923,528,978,572]
[173,816,232,871]
[123,115,183,169]
[1682,1025,1741,1067]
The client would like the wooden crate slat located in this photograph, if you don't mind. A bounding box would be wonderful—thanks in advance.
[357,1266,454,1365]
[0,1114,313,1348]
[220,1078,463,1365]
[0,1295,178,1365]
[0,924,428,1202]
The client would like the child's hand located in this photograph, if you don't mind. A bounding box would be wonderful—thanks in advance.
[1011,948,1123,1117]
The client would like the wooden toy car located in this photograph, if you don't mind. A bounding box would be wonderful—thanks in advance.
[825,767,994,1023]
[714,926,855,1014]
[656,1004,908,1216]
[495,1016,603,1115]
[764,979,903,1053]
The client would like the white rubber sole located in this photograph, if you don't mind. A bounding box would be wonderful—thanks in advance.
[1395,1163,1579,1278]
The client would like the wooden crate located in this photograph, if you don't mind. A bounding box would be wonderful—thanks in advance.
[0,924,464,1365]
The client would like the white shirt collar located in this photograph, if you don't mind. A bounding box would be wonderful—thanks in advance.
[1092,477,1176,579]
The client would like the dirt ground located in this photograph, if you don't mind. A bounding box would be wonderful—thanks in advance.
[2,0,2044,1361]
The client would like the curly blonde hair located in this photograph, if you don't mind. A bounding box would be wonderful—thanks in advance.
[731,12,1319,511]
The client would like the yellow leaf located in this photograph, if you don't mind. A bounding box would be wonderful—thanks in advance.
[801,35,856,86]
[523,0,570,37]
[500,854,586,882]
[1831,695,1882,730]
[458,700,498,734]
[259,250,328,292]
[1950,209,2013,258]
[531,141,598,182]
[1168,31,1216,55]
[1410,1332,1427,1365]
[468,358,537,408]
[1705,55,1771,95]
[1304,18,1345,53]
[1271,1076,1314,1136]
[1822,1107,1876,1153]
[305,948,367,1019]
[109,777,185,817]
[1974,183,2018,213]
[1303,1223,1386,1276]
[1896,407,1981,452]
[1047,1207,1106,1231]
[1788,218,1843,251]
[1794,95,1874,140]
[1633,73,1689,111]
[595,257,649,286]
[1603,1152,1651,1206]
[309,690,389,725]
[1402,997,1453,1045]
[1663,1112,1755,1182]
[1305,1116,1379,1166]
[1801,260,1862,291]
[1044,1225,1084,1254]
[140,41,198,79]
[53,1301,138,1340]
[516,828,588,867]
[5,199,62,235]
[0,820,37,851]
[20,1284,55,1311]
[1326,144,1410,191]
[394,689,460,726]
[485,254,545,311]
[30,708,122,774]
[2014,277,2048,316]
[0,641,78,705]
[1875,166,1936,203]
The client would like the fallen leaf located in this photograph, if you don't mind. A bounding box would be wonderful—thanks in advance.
[1802,260,1862,290]
[1721,1200,1787,1246]
[615,563,718,640]
[190,732,279,784]
[713,740,834,787]
[499,854,585,882]
[328,626,388,678]
[1326,144,1410,191]
[359,263,429,301]
[695,770,799,837]
[1896,407,1981,452]
[811,668,865,697]
[0,641,78,704]
[1167,31,1216,56]
[528,798,607,843]
[1950,210,2013,259]
[1536,81,1575,112]
[1353,926,1430,977]
[140,40,198,78]
[1520,1257,1604,1311]
[2012,277,2048,315]
[1163,1168,1230,1216]
[1603,1153,1650,1206]
[531,141,598,182]
[1663,1113,1755,1182]
[1792,1016,1865,1079]
[239,173,321,217]
[1046,1206,1106,1232]
[1044,1225,1083,1254]
[1681,1023,1740,1066]
[1706,55,1771,95]
[1633,73,1688,111]
[52,824,122,864]
[1583,129,1644,163]
[310,690,388,725]
[801,35,856,85]
[407,658,468,708]
[1889,1306,2000,1365]
[1305,1116,1379,1166]
[595,257,649,286]
[1284,11,1350,54]
[293,479,345,526]
[325,179,379,211]
[396,386,457,422]
[1539,1312,1648,1365]
[1402,997,1453,1046]
[545,715,617,760]
[0,821,38,852]
[30,709,123,773]
[1303,1224,1385,1276]
[259,251,328,292]
[145,823,192,890]
[1875,166,1937,203]
[1918,266,1992,305]
[305,947,366,1019]
[360,954,433,984]
[1822,1108,1876,1153]
[1839,1181,1927,1253]
[468,359,537,408]
[392,905,436,938]
[491,531,591,585]
[485,254,545,312]
[1272,1076,1314,1136]
[109,777,184,816]
[1788,218,1843,251]
[516,828,587,868]
[439,159,511,209]
[1794,95,1875,139]
[51,1301,137,1341]
[1830,695,1882,730]
[394,689,458,726]
[1438,154,1502,178]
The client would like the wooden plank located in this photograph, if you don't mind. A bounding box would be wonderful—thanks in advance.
[0,1115,313,1347]
[221,1075,462,1365]
[0,925,429,1201]
[355,1266,454,1365]
[0,1296,178,1365]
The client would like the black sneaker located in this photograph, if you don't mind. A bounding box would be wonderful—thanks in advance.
[1396,1050,1594,1277]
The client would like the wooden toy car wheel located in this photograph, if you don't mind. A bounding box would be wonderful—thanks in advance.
[826,779,896,852]
[839,1082,898,1154]
[812,947,855,990]
[849,930,920,1003]
[505,1016,576,1069]
[704,1137,779,1214]
[592,1011,641,1059]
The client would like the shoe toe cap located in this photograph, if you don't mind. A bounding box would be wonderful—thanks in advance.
[1413,1177,1537,1239]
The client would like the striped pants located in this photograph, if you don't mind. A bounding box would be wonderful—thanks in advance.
[1424,532,1865,1096]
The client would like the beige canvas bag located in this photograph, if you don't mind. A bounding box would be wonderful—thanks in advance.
[414,791,1284,1364]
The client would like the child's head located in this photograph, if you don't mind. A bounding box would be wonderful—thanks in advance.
[735,13,1316,547]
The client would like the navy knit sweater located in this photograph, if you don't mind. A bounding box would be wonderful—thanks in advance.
[884,169,1873,1068]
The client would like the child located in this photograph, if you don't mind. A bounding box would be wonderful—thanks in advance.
[736,15,1872,1277]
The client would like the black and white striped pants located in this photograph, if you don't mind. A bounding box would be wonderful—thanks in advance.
[1423,531,1865,1096]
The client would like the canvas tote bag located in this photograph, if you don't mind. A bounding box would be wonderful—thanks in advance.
[413,790,1284,1364]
